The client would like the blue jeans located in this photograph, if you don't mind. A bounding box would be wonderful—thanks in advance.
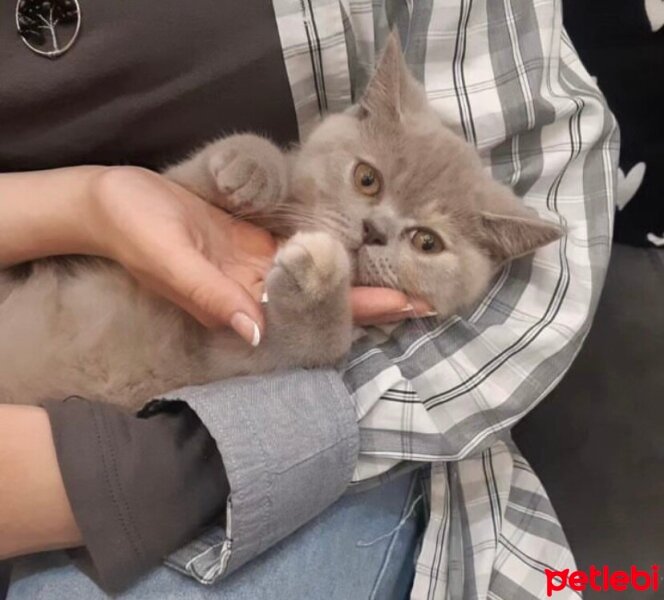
[8,471,425,600]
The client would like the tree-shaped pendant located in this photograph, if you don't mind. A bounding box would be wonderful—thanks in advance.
[16,0,81,59]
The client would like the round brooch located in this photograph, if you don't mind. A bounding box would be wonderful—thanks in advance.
[16,0,81,59]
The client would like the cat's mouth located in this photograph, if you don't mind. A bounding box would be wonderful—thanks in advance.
[353,247,400,289]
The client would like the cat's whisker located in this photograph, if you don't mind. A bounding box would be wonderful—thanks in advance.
[225,211,323,232]
[266,211,350,241]
[323,210,352,226]
[317,208,353,228]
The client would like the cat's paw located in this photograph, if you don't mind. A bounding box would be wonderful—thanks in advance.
[268,232,351,305]
[207,135,288,213]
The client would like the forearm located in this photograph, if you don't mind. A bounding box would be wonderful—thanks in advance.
[0,399,228,592]
[0,166,106,267]
[0,405,82,559]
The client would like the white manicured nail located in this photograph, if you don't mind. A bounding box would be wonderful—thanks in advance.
[231,312,261,347]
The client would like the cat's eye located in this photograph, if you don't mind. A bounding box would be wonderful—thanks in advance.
[409,228,445,254]
[353,162,381,196]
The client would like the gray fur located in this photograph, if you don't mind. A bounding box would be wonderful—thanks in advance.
[0,34,561,409]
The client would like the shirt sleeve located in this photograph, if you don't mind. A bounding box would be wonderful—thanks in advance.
[160,369,359,584]
[44,397,229,593]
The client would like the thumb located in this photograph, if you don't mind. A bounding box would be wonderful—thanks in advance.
[167,252,265,346]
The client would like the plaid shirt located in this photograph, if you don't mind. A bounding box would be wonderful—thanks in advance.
[164,1,618,598]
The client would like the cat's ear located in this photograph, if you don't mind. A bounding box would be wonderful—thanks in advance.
[479,213,563,262]
[477,181,563,262]
[360,31,427,120]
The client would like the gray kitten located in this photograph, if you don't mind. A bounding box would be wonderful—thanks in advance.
[0,35,561,410]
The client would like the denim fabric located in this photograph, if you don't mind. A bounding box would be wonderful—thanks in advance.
[8,470,425,600]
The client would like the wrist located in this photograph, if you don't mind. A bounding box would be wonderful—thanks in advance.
[53,166,112,258]
[85,165,162,265]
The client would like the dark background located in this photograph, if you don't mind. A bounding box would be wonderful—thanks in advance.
[562,0,664,247]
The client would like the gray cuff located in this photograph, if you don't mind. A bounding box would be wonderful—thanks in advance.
[160,369,359,583]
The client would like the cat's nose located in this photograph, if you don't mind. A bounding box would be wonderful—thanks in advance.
[362,219,387,246]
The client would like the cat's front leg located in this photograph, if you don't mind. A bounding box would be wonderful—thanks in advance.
[164,134,289,216]
[263,232,353,369]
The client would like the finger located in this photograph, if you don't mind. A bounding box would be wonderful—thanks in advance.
[397,297,435,317]
[249,280,266,304]
[351,288,435,326]
[221,259,270,297]
[167,251,265,345]
[350,287,411,322]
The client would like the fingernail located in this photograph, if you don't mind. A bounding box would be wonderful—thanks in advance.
[399,304,415,313]
[231,312,261,347]
[261,291,269,304]
[421,311,438,317]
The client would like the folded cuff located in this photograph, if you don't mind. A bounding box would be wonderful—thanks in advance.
[161,369,359,583]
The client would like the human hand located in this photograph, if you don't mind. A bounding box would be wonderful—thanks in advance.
[90,167,274,345]
[351,288,434,326]
[90,167,433,343]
